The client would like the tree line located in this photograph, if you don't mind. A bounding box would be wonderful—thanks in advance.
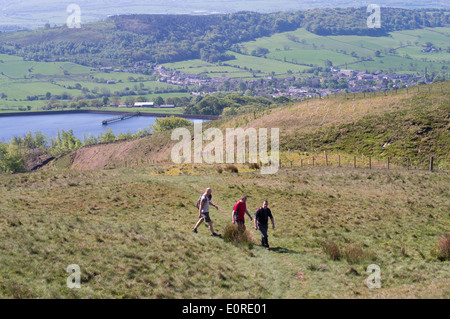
[0,8,447,67]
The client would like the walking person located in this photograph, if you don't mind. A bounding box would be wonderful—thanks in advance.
[254,200,275,250]
[232,196,253,232]
[192,188,220,237]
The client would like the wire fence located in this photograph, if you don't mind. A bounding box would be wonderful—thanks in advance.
[276,152,448,172]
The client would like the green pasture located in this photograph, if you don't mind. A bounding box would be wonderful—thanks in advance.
[238,27,450,72]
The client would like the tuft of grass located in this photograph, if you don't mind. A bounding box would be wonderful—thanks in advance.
[344,243,365,264]
[322,240,342,261]
[225,164,239,173]
[436,235,450,261]
[223,224,253,249]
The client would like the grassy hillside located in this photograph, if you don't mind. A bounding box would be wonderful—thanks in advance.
[163,27,450,78]
[0,164,448,298]
[280,86,450,164]
[49,82,449,171]
[1,80,449,298]
[237,27,450,72]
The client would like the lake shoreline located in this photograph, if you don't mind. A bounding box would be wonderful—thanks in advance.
[0,110,220,121]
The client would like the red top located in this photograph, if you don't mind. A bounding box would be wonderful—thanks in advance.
[233,201,247,221]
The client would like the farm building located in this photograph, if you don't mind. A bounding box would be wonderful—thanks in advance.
[134,102,155,107]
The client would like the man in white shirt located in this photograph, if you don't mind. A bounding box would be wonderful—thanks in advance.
[192,188,220,237]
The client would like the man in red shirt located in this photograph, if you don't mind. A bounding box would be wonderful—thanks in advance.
[232,196,253,232]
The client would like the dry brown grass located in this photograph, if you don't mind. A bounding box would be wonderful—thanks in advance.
[248,162,260,170]
[224,164,239,173]
[322,240,342,261]
[437,235,450,261]
[223,224,254,248]
[344,243,365,264]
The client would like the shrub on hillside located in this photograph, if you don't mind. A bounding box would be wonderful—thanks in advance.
[322,240,342,261]
[434,235,450,261]
[223,224,253,248]
[344,243,365,264]
[151,116,192,133]
[225,164,239,173]
[0,143,25,173]
[248,162,260,170]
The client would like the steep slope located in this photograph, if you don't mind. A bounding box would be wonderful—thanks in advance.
[49,82,449,171]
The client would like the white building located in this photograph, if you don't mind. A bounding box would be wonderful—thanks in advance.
[134,102,155,108]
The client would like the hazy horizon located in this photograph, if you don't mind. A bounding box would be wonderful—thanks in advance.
[0,0,448,30]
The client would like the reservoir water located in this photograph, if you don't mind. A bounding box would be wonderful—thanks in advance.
[0,113,203,143]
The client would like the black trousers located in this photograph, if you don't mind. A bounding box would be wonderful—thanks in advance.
[258,224,269,246]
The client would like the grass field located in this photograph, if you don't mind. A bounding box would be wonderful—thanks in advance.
[237,27,450,71]
[162,27,449,81]
[0,53,189,111]
[162,59,257,79]
[0,165,448,298]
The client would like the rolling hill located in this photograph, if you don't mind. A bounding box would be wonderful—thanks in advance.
[49,82,449,171]
[1,81,449,297]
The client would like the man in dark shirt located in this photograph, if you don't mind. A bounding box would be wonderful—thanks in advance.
[254,200,275,249]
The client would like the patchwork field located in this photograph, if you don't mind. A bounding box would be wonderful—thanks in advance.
[0,54,188,111]
[161,27,449,80]
[238,27,450,71]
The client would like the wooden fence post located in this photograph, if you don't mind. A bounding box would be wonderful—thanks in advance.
[325,152,328,166]
[354,156,356,169]
[407,158,410,170]
[369,157,371,170]
[338,155,341,167]
[429,157,434,172]
[301,159,303,168]
[312,157,315,168]
[387,157,390,170]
